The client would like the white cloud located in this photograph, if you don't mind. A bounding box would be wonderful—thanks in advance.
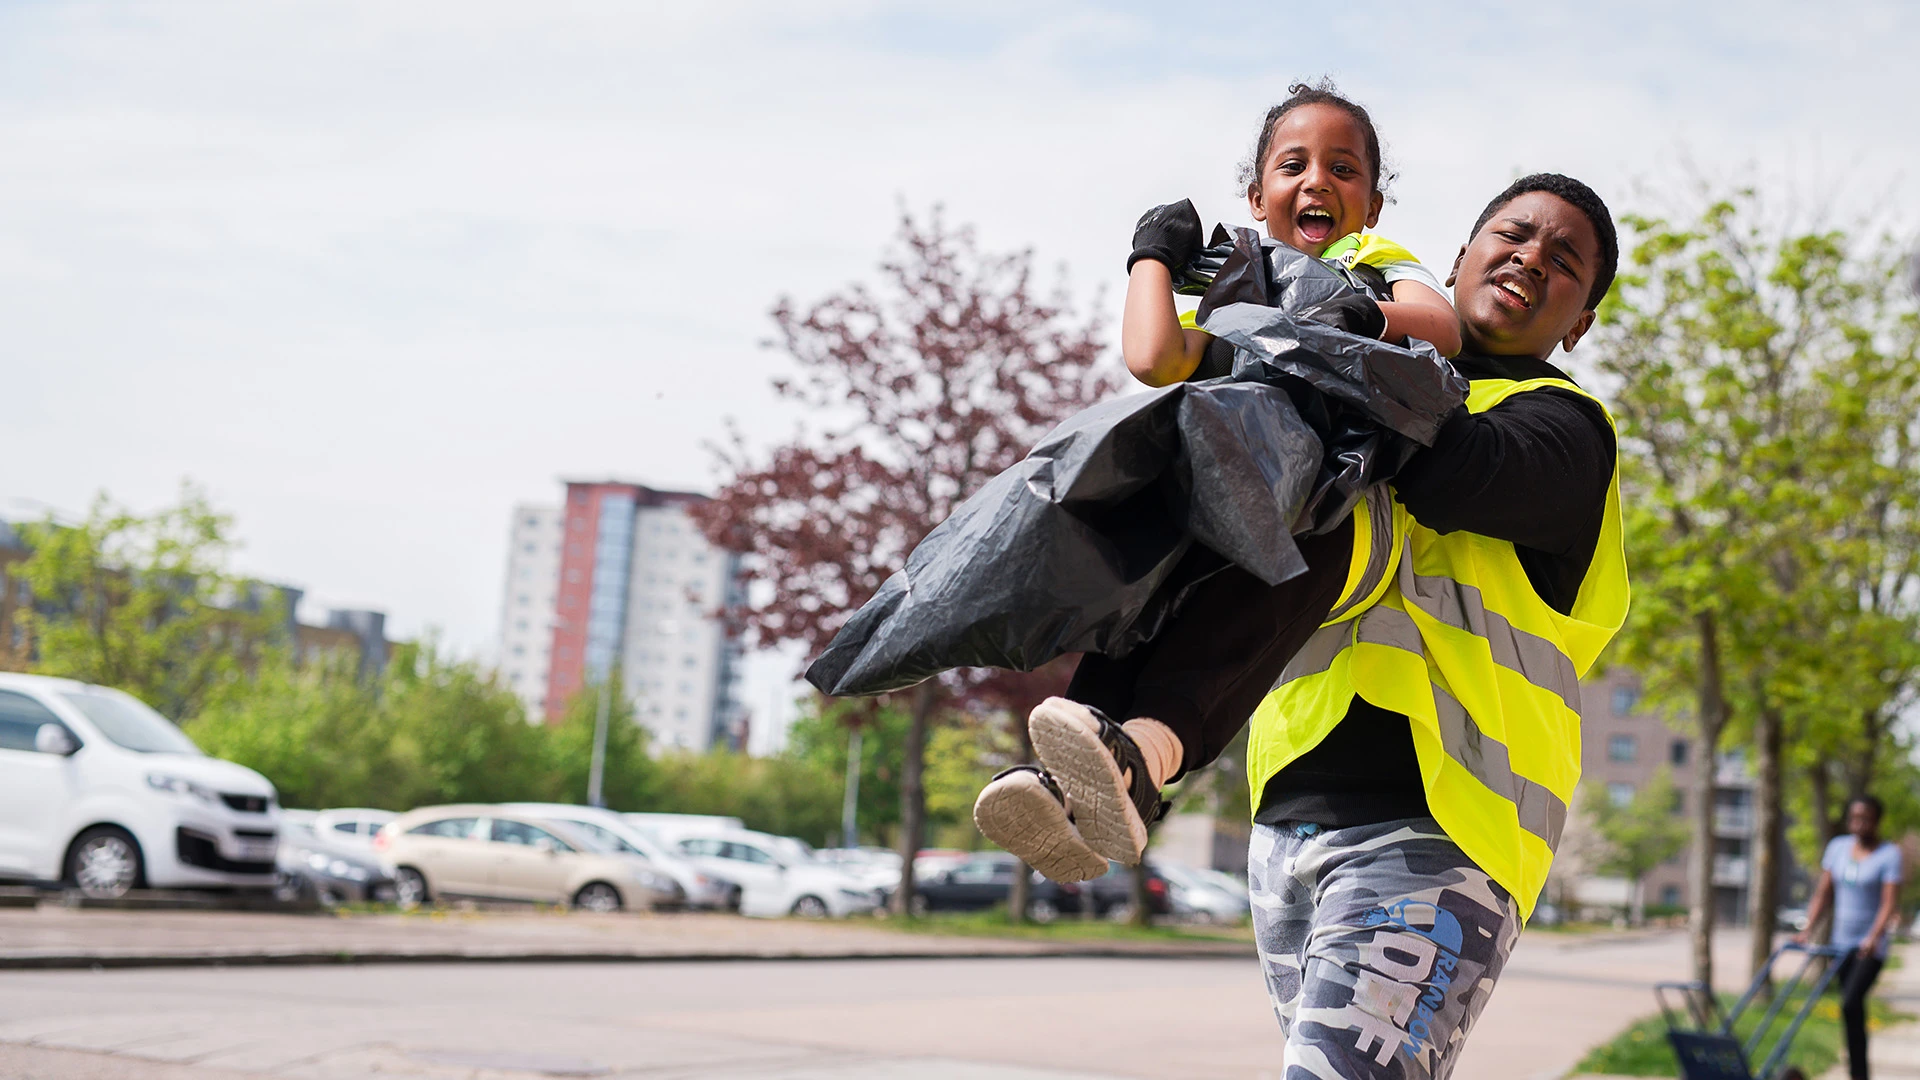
[1,1,1915,733]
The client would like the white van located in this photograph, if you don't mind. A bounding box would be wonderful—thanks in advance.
[0,673,281,897]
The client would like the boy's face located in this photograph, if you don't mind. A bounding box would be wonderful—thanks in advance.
[1447,191,1600,359]
[1246,103,1384,257]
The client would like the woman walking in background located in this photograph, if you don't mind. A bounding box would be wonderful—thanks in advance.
[1797,796,1904,1080]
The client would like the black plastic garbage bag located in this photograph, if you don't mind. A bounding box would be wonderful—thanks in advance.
[805,229,1467,698]
[1193,226,1462,535]
[806,379,1323,697]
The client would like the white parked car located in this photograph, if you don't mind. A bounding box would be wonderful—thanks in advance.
[655,825,880,918]
[815,847,905,893]
[623,812,743,835]
[500,803,740,910]
[310,808,395,848]
[0,673,281,898]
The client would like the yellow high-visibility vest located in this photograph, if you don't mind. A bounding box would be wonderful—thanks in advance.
[1245,376,1629,919]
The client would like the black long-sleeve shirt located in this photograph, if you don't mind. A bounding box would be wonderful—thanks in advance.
[1254,351,1616,828]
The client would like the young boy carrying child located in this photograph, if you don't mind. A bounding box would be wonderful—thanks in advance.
[973,82,1629,1079]
[974,80,1462,881]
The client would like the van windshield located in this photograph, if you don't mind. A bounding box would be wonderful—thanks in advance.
[59,689,202,755]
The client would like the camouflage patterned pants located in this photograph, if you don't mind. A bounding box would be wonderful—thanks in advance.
[1248,818,1522,1080]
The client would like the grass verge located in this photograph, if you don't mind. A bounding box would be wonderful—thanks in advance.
[1570,987,1909,1078]
[875,907,1253,945]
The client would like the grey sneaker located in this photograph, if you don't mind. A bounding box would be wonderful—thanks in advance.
[972,765,1109,884]
[1027,697,1164,865]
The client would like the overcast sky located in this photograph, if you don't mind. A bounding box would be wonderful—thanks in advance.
[3,1,1916,742]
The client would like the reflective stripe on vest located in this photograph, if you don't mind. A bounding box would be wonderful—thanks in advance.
[1247,375,1629,920]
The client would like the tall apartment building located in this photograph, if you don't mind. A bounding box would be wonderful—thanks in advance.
[1563,668,1764,924]
[495,480,747,751]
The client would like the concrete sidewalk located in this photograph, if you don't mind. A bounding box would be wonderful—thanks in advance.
[0,906,1256,968]
[0,928,1767,1080]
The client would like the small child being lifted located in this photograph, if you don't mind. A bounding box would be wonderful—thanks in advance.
[974,81,1458,882]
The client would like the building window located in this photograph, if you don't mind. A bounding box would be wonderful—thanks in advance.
[1608,735,1638,763]
[1659,884,1682,907]
[1611,685,1640,716]
[1670,739,1690,766]
[1671,790,1686,815]
[1607,782,1635,808]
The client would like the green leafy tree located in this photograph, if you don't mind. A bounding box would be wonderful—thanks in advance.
[16,486,286,720]
[543,672,656,810]
[645,751,844,846]
[190,640,550,810]
[1586,768,1690,925]
[923,713,1019,849]
[1594,189,1920,985]
[186,652,398,808]
[784,697,907,843]
[380,641,549,807]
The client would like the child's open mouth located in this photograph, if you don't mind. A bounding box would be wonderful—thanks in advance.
[1296,208,1337,245]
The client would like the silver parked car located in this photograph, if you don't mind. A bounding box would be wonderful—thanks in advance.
[375,805,680,912]
[500,803,739,911]
[1156,862,1250,924]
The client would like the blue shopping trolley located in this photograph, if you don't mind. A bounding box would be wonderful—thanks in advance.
[1653,942,1846,1080]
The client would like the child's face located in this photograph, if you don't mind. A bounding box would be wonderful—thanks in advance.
[1447,191,1600,358]
[1246,103,1384,256]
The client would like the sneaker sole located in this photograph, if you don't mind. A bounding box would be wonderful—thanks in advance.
[973,772,1109,884]
[1028,698,1149,865]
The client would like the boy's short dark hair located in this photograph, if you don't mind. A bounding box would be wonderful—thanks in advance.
[1470,173,1618,311]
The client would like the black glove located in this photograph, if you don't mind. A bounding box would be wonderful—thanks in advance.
[1127,200,1204,276]
[1297,292,1387,339]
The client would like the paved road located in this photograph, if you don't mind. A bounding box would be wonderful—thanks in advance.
[0,930,1770,1079]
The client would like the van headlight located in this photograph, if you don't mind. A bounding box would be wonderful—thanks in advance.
[147,773,220,804]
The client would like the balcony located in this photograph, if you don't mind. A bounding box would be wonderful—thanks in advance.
[1712,855,1750,887]
[1714,807,1754,835]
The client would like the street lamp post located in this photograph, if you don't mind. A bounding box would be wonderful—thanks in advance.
[587,677,611,808]
[840,725,863,848]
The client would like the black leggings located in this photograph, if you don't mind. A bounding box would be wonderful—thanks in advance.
[1836,950,1886,1080]
[1064,517,1354,782]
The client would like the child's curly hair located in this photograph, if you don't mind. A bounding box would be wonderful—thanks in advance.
[1239,78,1395,202]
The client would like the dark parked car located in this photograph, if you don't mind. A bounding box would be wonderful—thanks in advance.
[276,812,396,906]
[912,852,1082,921]
[1083,860,1173,919]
